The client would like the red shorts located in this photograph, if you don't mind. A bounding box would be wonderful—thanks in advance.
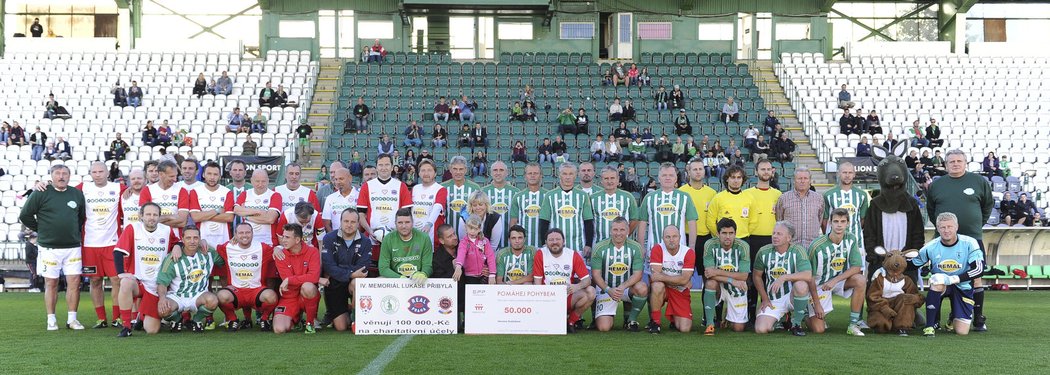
[137,282,161,319]
[274,295,315,321]
[82,246,117,277]
[662,288,693,319]
[225,286,268,309]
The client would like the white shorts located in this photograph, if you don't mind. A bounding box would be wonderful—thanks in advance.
[37,246,83,279]
[719,288,749,324]
[757,294,794,320]
[809,280,853,317]
[595,292,617,317]
[167,291,207,313]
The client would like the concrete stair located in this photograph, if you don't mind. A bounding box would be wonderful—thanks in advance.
[299,58,342,187]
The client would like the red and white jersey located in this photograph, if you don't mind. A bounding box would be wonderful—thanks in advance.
[357,178,412,238]
[139,183,191,217]
[217,241,274,289]
[275,208,325,248]
[175,180,203,192]
[121,190,142,229]
[649,243,696,292]
[411,183,447,241]
[235,189,282,245]
[188,184,235,246]
[114,222,180,295]
[532,247,589,286]
[78,182,124,247]
[274,184,321,212]
[323,188,359,232]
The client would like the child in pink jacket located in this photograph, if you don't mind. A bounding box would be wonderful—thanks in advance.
[454,216,496,284]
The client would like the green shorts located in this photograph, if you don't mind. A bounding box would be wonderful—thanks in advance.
[298,137,309,147]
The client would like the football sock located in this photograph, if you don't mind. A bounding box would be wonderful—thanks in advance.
[47,314,57,325]
[790,296,809,326]
[95,306,107,321]
[303,295,320,324]
[973,287,985,320]
[260,302,275,320]
[165,311,182,322]
[219,301,238,322]
[849,311,861,325]
[67,311,77,323]
[568,310,580,324]
[181,311,191,321]
[112,306,120,321]
[702,289,717,326]
[243,307,252,320]
[924,289,942,328]
[650,309,661,324]
[627,295,647,322]
[120,309,134,329]
[193,307,215,323]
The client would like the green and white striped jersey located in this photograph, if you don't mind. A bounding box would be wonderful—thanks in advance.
[753,244,811,300]
[822,186,870,245]
[639,190,698,249]
[589,239,644,289]
[156,247,224,299]
[808,233,863,285]
[442,180,481,235]
[495,246,535,283]
[483,183,521,248]
[590,189,638,244]
[539,188,594,252]
[702,238,751,297]
[509,188,548,248]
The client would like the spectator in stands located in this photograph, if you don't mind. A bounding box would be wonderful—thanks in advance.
[611,62,627,86]
[460,95,478,111]
[699,135,711,154]
[448,99,462,122]
[108,162,124,183]
[912,163,931,192]
[251,108,268,133]
[512,141,527,163]
[627,64,639,85]
[105,133,130,161]
[606,136,621,162]
[350,97,370,134]
[637,67,651,87]
[609,98,623,122]
[742,124,759,151]
[296,122,313,162]
[670,85,686,109]
[128,81,144,107]
[856,136,872,157]
[929,149,947,176]
[402,164,417,188]
[509,101,525,122]
[417,149,434,165]
[367,39,386,63]
[54,136,72,160]
[31,18,43,37]
[613,122,631,148]
[403,120,424,148]
[674,108,692,136]
[241,134,257,156]
[141,120,158,146]
[377,134,394,157]
[472,151,488,177]
[552,136,568,161]
[720,97,740,123]
[730,149,746,168]
[654,85,670,111]
[909,120,929,147]
[1000,192,1018,225]
[654,135,673,163]
[839,109,856,135]
[227,107,246,132]
[883,132,900,150]
[619,99,636,123]
[590,134,607,162]
[753,135,770,163]
[763,110,781,136]
[575,108,590,135]
[726,139,739,159]
[41,141,58,161]
[629,137,646,162]
[523,101,538,122]
[207,78,218,95]
[348,152,363,177]
[837,84,854,109]
[919,149,935,172]
[982,152,1003,177]
[686,137,699,160]
[520,84,535,105]
[432,123,448,148]
[1000,155,1012,177]
[157,122,173,147]
[711,140,725,156]
[866,110,882,134]
[641,127,655,146]
[471,122,488,150]
[557,108,576,134]
[926,118,943,147]
[1032,212,1045,227]
[193,73,208,98]
[216,71,233,95]
[771,133,795,162]
[44,94,68,120]
[853,109,867,134]
[672,136,686,162]
[538,138,553,164]
[904,149,921,170]
[391,150,403,167]
[274,84,292,107]
[29,126,47,161]
[458,124,471,148]
[111,81,128,107]
[403,149,417,169]
[0,122,9,146]
[458,98,475,123]
[702,151,721,180]
[258,81,275,107]
[434,96,451,122]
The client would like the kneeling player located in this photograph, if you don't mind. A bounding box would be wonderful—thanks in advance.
[648,225,696,334]
[702,218,751,335]
[753,222,812,336]
[915,213,984,337]
[216,223,278,332]
[533,228,594,333]
[155,226,222,333]
[320,209,372,332]
[590,217,648,332]
[114,203,181,337]
[272,223,321,334]
[806,208,866,336]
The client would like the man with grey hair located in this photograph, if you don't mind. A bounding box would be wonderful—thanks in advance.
[753,221,812,336]
[775,168,824,247]
[591,165,638,243]
[509,162,548,248]
[315,160,345,209]
[20,164,87,330]
[483,160,519,248]
[926,149,993,331]
[442,156,481,235]
[322,168,358,232]
[275,163,320,212]
[913,212,984,337]
[637,163,698,254]
[539,162,595,258]
[78,161,125,328]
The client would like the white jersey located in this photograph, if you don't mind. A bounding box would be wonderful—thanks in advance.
[412,183,447,239]
[218,241,272,289]
[537,246,586,286]
[357,178,412,237]
[274,184,320,212]
[175,180,203,191]
[114,222,179,295]
[323,188,360,232]
[651,243,696,292]
[79,182,123,247]
[277,208,325,248]
[189,184,235,246]
[140,183,190,217]
[235,189,282,245]
[121,190,142,229]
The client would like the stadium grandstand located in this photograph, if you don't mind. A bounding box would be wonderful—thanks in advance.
[2,0,1050,340]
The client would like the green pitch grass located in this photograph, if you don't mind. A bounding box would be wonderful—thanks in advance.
[2,291,1048,374]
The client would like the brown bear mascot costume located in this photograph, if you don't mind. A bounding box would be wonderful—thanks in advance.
[866,248,924,334]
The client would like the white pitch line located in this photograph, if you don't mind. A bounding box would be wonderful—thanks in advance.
[357,335,415,375]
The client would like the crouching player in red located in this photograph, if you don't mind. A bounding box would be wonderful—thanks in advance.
[532,228,594,333]
[272,223,321,334]
[216,223,278,332]
[114,203,181,337]
[647,225,696,334]
[155,226,223,333]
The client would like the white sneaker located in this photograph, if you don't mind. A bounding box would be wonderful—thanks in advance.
[47,321,59,331]
[66,320,85,330]
[856,320,870,329]
[846,324,866,336]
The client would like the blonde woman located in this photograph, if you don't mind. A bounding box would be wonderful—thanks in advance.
[457,190,504,248]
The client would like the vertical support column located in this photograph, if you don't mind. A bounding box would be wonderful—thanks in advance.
[939,0,973,53]
[130,0,142,49]
[0,0,6,57]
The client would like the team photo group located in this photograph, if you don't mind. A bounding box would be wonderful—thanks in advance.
[19,146,991,338]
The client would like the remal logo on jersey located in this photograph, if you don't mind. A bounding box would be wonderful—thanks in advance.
[407,296,430,314]
[656,203,676,216]
[524,204,541,218]
[938,259,962,273]
[491,202,509,215]
[601,207,622,221]
[557,205,577,219]
[831,257,847,272]
[609,262,629,276]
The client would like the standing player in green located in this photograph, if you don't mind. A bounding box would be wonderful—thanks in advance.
[591,166,638,243]
[495,225,535,285]
[637,163,698,260]
[590,217,648,332]
[744,159,781,325]
[807,208,866,336]
[701,218,751,335]
[822,161,869,252]
[442,156,481,235]
[539,162,595,258]
[155,226,223,333]
[482,161,520,249]
[753,221,812,336]
[378,208,433,285]
[509,163,547,248]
